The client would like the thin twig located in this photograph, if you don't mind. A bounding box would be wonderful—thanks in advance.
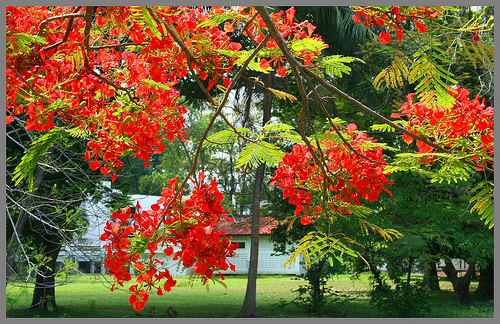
[6,61,50,105]
[89,42,149,50]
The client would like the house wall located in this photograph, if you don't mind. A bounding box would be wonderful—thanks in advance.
[220,235,306,275]
[148,235,305,277]
[63,194,306,276]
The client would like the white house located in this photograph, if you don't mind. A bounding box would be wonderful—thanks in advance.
[215,217,306,276]
[58,194,306,276]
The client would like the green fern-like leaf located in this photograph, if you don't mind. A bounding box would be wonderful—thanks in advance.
[470,180,494,228]
[12,127,64,191]
[291,38,328,53]
[203,128,252,147]
[318,55,363,78]
[141,7,163,39]
[409,48,458,108]
[374,55,410,90]
[7,32,48,55]
[215,48,282,73]
[267,87,298,102]
[65,127,92,140]
[235,141,285,168]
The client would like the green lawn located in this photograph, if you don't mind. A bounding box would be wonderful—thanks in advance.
[6,273,494,318]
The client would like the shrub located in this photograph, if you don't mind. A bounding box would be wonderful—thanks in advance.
[370,278,431,317]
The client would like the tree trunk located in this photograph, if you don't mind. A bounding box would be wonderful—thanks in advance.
[6,167,45,285]
[239,163,265,318]
[240,73,273,318]
[366,258,384,293]
[406,256,413,285]
[423,261,440,291]
[30,239,61,311]
[441,257,476,305]
[475,261,494,300]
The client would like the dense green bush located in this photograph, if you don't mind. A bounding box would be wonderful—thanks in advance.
[370,278,431,317]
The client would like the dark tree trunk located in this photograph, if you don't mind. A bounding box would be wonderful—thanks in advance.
[309,258,326,310]
[423,261,440,291]
[441,257,476,305]
[406,257,413,285]
[6,168,45,285]
[368,261,385,293]
[30,239,61,311]
[475,261,494,300]
[239,163,265,318]
[240,73,273,318]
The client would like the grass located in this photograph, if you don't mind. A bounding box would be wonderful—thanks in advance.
[5,273,494,318]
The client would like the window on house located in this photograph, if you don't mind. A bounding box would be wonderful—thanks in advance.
[236,242,245,249]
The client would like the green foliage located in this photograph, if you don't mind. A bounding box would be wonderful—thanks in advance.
[12,127,64,191]
[470,180,494,229]
[203,128,252,147]
[141,7,163,39]
[65,127,92,140]
[235,141,285,168]
[317,55,363,78]
[370,278,432,318]
[216,48,283,73]
[373,54,411,90]
[196,8,247,29]
[7,32,48,55]
[370,120,407,133]
[455,38,494,71]
[278,258,351,317]
[204,122,304,169]
[291,38,328,52]
[384,152,476,184]
[409,43,458,108]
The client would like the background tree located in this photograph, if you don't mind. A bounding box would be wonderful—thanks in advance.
[6,115,128,311]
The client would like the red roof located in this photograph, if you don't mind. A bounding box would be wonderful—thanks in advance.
[216,217,278,235]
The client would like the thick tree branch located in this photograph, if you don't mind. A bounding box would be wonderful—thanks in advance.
[37,10,85,37]
[44,7,83,51]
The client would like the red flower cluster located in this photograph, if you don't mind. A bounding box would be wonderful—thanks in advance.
[352,6,442,44]
[392,87,494,170]
[6,6,326,181]
[100,173,237,311]
[270,124,392,226]
[238,6,327,74]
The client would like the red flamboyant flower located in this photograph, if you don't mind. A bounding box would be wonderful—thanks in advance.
[393,87,494,171]
[351,6,442,43]
[379,31,392,44]
[100,173,237,311]
[271,123,392,223]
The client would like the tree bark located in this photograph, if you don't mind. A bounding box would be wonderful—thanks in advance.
[239,163,265,318]
[441,257,476,305]
[423,261,440,291]
[6,167,45,285]
[30,238,61,311]
[368,260,385,293]
[475,261,494,300]
[240,73,273,318]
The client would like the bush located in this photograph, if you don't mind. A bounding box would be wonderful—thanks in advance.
[370,278,431,317]
[277,258,351,317]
